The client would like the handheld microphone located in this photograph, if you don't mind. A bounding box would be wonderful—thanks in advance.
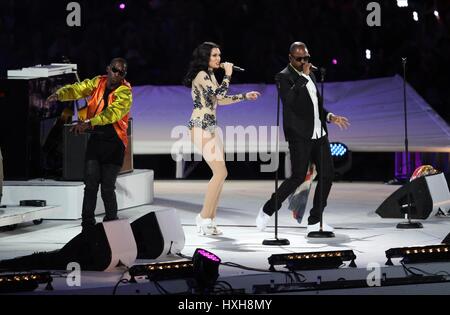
[310,64,319,71]
[220,63,245,72]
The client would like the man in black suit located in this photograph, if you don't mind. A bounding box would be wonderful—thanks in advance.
[256,42,349,233]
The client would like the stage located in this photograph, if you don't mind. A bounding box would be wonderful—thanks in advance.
[1,180,449,295]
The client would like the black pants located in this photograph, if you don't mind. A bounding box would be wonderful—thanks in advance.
[263,136,334,225]
[81,160,122,228]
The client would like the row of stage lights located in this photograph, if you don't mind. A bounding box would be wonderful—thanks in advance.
[1,241,448,293]
[367,1,441,61]
[397,0,441,22]
[115,1,437,64]
[129,248,222,290]
[126,237,450,291]
[0,272,52,294]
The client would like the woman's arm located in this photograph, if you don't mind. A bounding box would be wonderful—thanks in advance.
[218,91,260,106]
[196,71,231,100]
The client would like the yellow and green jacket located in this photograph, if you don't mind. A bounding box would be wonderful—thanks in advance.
[56,75,132,147]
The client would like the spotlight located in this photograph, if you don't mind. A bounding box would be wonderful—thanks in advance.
[365,49,372,60]
[119,3,126,10]
[434,10,440,19]
[0,272,52,294]
[413,11,419,22]
[396,0,408,7]
[129,260,194,281]
[332,58,338,65]
[192,248,221,289]
[268,250,357,271]
[330,142,348,157]
[385,244,450,266]
[329,142,352,177]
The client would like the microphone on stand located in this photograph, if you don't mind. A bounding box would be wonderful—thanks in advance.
[220,63,246,72]
[310,64,319,71]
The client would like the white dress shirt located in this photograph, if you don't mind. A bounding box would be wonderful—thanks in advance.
[291,65,332,139]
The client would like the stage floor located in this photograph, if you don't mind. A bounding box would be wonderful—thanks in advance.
[1,181,450,295]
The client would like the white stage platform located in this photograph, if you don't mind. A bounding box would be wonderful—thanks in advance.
[2,170,154,220]
[0,181,449,295]
[0,206,62,229]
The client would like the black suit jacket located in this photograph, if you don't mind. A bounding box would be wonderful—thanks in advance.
[275,65,330,141]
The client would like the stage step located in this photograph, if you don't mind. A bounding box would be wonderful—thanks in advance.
[2,169,154,220]
[0,206,62,229]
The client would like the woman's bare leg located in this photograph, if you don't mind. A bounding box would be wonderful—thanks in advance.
[190,128,227,219]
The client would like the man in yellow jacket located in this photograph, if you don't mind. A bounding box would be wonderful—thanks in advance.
[47,58,132,232]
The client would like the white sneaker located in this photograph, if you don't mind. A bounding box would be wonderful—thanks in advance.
[307,222,334,233]
[256,207,271,231]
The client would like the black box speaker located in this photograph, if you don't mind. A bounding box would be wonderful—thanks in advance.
[0,223,111,271]
[131,212,165,259]
[62,119,133,181]
[443,233,450,244]
[376,176,434,220]
[0,222,136,272]
[130,209,185,259]
[62,125,89,181]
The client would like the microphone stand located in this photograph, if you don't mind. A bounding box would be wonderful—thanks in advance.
[263,80,290,246]
[397,57,423,229]
[308,67,335,238]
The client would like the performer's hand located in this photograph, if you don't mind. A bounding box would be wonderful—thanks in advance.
[302,63,312,76]
[70,121,92,135]
[330,115,350,130]
[222,62,234,76]
[245,91,261,101]
[46,93,58,105]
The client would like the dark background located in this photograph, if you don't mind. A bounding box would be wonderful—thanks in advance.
[1,0,449,180]
[1,0,449,122]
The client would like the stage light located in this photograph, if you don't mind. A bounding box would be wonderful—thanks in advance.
[192,248,221,289]
[332,58,338,65]
[119,3,126,10]
[434,10,439,19]
[0,272,52,294]
[413,11,419,22]
[330,142,348,157]
[128,260,194,281]
[396,0,408,7]
[365,49,372,60]
[385,244,450,266]
[268,250,357,271]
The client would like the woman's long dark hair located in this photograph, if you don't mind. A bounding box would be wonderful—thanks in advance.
[183,42,220,87]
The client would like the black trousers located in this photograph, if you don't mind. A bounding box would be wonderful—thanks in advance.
[81,160,122,228]
[263,136,334,225]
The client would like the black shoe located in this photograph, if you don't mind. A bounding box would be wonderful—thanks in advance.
[103,216,119,222]
[81,224,96,235]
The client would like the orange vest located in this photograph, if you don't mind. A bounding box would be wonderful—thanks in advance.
[86,76,131,148]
